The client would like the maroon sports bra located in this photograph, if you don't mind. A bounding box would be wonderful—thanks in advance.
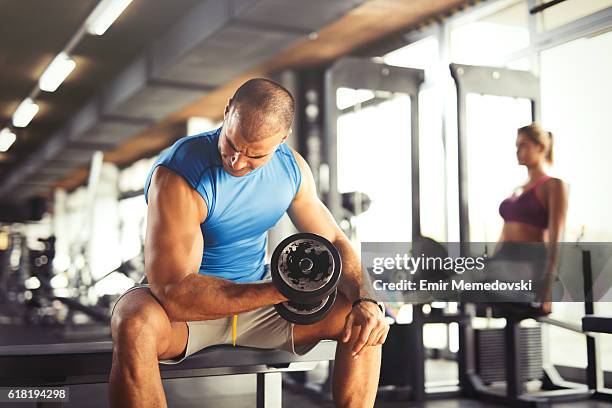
[499,176,550,229]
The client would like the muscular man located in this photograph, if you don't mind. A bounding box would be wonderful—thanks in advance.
[108,78,389,408]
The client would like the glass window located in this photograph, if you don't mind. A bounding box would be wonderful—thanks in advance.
[383,36,439,82]
[382,36,446,240]
[536,0,612,32]
[538,29,612,370]
[545,319,587,369]
[419,87,447,242]
[600,331,612,372]
[541,30,612,242]
[464,93,533,243]
[505,57,532,71]
[451,0,530,66]
[336,87,376,110]
[445,82,461,242]
[337,89,412,242]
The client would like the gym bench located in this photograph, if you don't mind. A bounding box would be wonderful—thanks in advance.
[0,340,337,407]
[582,314,612,403]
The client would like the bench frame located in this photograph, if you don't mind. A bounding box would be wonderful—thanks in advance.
[0,340,337,408]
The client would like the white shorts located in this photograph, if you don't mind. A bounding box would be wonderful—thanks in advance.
[111,268,320,364]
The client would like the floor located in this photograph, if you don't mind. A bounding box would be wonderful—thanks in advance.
[1,322,611,407]
[1,380,610,407]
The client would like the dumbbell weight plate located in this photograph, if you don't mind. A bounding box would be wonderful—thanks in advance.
[271,233,342,303]
[274,288,337,325]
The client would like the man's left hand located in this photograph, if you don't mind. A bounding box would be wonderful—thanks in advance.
[341,301,389,358]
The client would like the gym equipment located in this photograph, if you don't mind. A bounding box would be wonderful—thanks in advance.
[0,340,337,408]
[341,191,371,217]
[275,288,337,326]
[0,197,47,223]
[474,326,543,385]
[271,233,341,325]
[381,304,469,402]
[458,245,609,407]
[582,315,612,334]
[379,236,455,303]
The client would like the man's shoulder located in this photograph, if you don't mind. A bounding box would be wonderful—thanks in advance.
[281,145,307,172]
[145,128,221,201]
[167,128,220,157]
[157,128,221,171]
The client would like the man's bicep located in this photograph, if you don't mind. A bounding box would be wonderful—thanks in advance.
[287,149,341,242]
[144,167,206,289]
[288,196,339,241]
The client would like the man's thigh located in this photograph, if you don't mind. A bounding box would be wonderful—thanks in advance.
[183,297,336,358]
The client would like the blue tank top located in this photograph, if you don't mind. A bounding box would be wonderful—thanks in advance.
[144,127,302,282]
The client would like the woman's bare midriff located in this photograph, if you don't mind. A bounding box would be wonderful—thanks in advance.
[501,221,546,243]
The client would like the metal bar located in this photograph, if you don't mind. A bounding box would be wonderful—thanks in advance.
[526,0,541,75]
[323,67,341,219]
[586,334,599,390]
[537,317,585,334]
[338,95,390,114]
[529,0,568,15]
[119,188,145,201]
[455,76,469,247]
[411,306,426,401]
[328,57,423,95]
[583,250,594,314]
[411,91,421,238]
[582,249,601,391]
[257,372,282,408]
[438,21,451,242]
[458,303,476,394]
[505,321,522,398]
[533,7,612,50]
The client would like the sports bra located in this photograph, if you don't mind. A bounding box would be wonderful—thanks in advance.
[499,176,550,229]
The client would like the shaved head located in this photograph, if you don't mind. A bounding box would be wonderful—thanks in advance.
[227,78,294,141]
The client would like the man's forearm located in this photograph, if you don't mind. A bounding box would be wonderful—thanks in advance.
[152,273,287,322]
[334,238,376,302]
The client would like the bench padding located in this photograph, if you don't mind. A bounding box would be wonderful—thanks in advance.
[0,340,337,386]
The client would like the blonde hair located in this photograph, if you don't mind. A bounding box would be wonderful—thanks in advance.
[518,123,554,164]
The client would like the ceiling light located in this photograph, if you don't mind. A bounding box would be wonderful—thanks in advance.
[39,52,76,92]
[0,128,17,152]
[86,0,134,36]
[12,98,39,128]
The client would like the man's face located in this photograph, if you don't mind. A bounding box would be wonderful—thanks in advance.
[218,108,288,177]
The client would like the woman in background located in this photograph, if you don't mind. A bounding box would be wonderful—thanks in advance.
[497,123,568,314]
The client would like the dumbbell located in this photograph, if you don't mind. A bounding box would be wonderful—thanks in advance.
[271,233,342,325]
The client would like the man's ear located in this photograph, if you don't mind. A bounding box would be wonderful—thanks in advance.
[223,99,233,118]
[280,128,291,144]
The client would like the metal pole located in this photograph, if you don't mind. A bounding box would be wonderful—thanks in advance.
[256,372,282,408]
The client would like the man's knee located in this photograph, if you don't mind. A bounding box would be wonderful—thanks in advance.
[111,289,170,350]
